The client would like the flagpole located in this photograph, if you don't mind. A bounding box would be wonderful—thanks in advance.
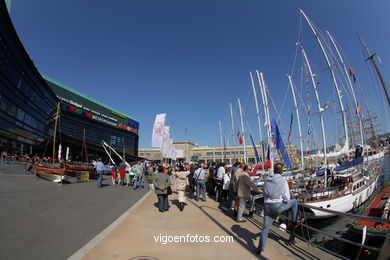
[288,75,304,170]
[237,98,247,164]
[250,71,264,163]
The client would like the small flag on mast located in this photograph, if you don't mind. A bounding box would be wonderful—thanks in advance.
[237,130,243,145]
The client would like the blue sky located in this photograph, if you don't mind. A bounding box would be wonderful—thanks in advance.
[9,0,390,150]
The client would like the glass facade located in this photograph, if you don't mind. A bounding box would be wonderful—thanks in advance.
[0,1,140,161]
[45,78,140,161]
[0,1,58,154]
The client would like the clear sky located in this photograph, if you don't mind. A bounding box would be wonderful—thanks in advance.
[9,0,390,150]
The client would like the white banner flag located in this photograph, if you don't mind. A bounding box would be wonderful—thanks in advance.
[167,138,174,159]
[161,126,170,156]
[151,113,166,147]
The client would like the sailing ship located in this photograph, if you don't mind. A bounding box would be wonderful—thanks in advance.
[288,9,386,218]
[34,103,66,182]
[64,129,94,178]
[244,9,386,219]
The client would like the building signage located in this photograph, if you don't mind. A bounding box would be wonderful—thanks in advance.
[58,95,139,133]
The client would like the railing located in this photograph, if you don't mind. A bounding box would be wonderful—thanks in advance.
[293,202,390,259]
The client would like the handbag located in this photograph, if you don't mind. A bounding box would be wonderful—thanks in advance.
[166,186,172,195]
[185,185,191,193]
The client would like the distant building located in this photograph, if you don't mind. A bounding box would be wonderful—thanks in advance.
[139,141,297,165]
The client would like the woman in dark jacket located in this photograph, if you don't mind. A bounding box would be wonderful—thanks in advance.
[153,165,171,212]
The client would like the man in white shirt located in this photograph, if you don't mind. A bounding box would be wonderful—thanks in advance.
[215,163,226,202]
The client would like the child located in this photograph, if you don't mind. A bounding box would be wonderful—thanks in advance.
[111,164,118,185]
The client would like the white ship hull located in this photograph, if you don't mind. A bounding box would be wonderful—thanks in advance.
[305,174,381,218]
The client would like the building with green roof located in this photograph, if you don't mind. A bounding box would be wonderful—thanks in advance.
[45,76,140,162]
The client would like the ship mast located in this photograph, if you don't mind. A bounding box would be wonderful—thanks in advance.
[327,31,364,147]
[250,71,264,163]
[229,103,236,147]
[299,43,328,184]
[288,75,304,170]
[300,9,349,156]
[256,70,273,173]
[237,98,247,164]
[52,102,60,165]
[358,35,390,107]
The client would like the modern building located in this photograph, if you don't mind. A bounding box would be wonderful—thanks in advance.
[139,141,297,165]
[0,0,58,155]
[44,76,140,161]
[0,0,141,162]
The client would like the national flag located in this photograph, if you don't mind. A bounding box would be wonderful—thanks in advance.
[357,106,362,117]
[271,119,292,169]
[349,67,357,83]
[287,113,293,144]
[151,113,166,147]
[237,130,243,145]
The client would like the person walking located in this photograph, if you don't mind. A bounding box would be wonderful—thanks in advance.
[95,158,104,188]
[146,165,155,190]
[256,162,304,255]
[194,164,207,202]
[236,165,261,222]
[222,167,231,202]
[215,163,225,202]
[111,163,118,185]
[118,160,126,186]
[133,161,144,190]
[222,162,242,212]
[206,162,216,195]
[187,164,196,198]
[153,165,171,212]
[173,165,190,211]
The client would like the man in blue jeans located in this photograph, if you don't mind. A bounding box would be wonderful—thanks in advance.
[257,162,304,255]
[194,164,207,201]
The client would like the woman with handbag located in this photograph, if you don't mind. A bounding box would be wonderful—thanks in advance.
[173,165,190,211]
[153,165,171,212]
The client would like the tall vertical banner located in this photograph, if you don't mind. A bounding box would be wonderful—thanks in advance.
[161,126,170,157]
[151,113,166,147]
[168,138,174,159]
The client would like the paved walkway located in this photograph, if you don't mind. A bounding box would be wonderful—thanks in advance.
[75,188,338,260]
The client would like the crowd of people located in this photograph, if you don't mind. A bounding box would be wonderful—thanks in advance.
[94,160,304,255]
[1,151,31,164]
